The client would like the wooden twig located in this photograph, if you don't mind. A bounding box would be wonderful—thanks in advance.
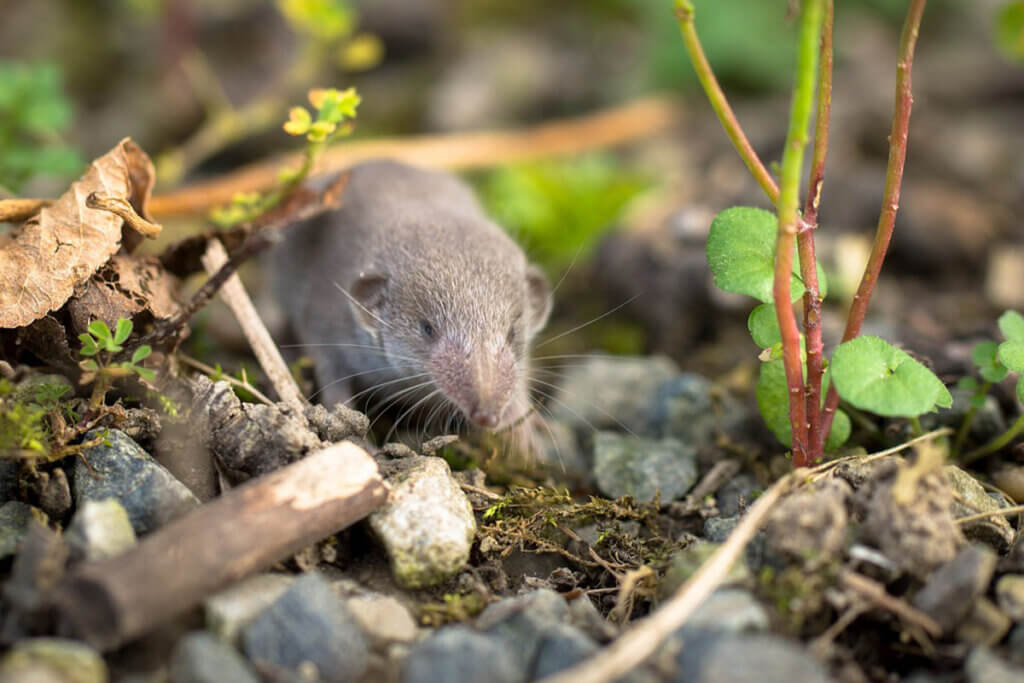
[201,238,305,413]
[838,569,941,639]
[0,198,50,223]
[538,472,796,683]
[50,442,388,651]
[85,193,162,238]
[147,95,680,218]
[955,504,1024,525]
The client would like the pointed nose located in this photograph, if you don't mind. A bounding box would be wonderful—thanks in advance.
[469,406,500,429]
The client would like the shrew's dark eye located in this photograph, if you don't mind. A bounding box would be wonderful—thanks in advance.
[506,325,516,345]
[420,320,436,340]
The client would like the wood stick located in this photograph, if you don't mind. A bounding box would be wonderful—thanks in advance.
[201,238,307,413]
[50,441,388,651]
[148,95,680,218]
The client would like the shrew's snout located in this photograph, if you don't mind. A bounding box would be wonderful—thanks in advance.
[430,340,516,431]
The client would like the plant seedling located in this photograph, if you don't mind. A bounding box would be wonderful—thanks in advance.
[78,318,154,409]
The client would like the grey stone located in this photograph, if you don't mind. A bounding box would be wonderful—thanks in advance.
[995,574,1024,622]
[913,545,997,633]
[531,623,598,678]
[965,646,1024,683]
[346,594,419,646]
[305,402,369,442]
[715,473,760,517]
[678,589,770,634]
[72,429,199,535]
[241,573,368,681]
[646,373,718,447]
[204,573,295,644]
[477,589,570,677]
[368,456,476,588]
[593,432,697,502]
[567,594,617,643]
[945,465,1015,551]
[660,542,750,600]
[400,625,521,683]
[0,638,106,683]
[548,355,680,437]
[703,515,739,543]
[674,631,834,683]
[65,498,136,561]
[170,632,257,683]
[0,500,44,559]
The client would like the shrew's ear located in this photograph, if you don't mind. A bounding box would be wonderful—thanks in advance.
[525,265,552,337]
[347,271,388,333]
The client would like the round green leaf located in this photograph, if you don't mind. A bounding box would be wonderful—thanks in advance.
[131,345,152,364]
[824,409,851,453]
[748,303,782,348]
[88,320,111,340]
[831,336,953,417]
[114,318,133,344]
[998,339,1024,373]
[706,207,807,304]
[998,310,1024,342]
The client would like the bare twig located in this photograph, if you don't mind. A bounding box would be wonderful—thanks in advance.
[176,354,275,406]
[201,239,305,413]
[838,569,941,639]
[147,96,680,218]
[51,442,388,651]
[822,0,928,437]
[955,504,1024,525]
[85,193,162,238]
[538,472,796,683]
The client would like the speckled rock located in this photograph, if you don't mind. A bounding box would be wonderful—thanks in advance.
[241,573,368,681]
[72,429,199,535]
[65,498,136,561]
[647,373,724,447]
[0,638,106,683]
[170,632,257,683]
[0,500,46,560]
[531,622,599,678]
[945,465,1015,551]
[678,588,770,634]
[476,589,570,680]
[592,432,697,502]
[368,456,476,588]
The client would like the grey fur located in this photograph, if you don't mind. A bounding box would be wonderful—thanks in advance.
[274,160,552,430]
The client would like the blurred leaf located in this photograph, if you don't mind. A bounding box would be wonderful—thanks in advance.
[996,2,1024,61]
[748,303,782,348]
[278,0,355,41]
[339,33,384,71]
[480,155,650,273]
[972,340,1009,383]
[998,310,1024,341]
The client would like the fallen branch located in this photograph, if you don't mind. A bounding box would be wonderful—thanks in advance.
[201,238,306,413]
[50,441,388,651]
[147,95,680,218]
[538,471,797,683]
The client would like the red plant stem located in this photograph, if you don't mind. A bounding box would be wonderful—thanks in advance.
[673,0,780,204]
[800,0,833,461]
[821,0,927,438]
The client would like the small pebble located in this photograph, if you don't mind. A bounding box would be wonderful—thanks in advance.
[204,573,295,644]
[241,573,369,681]
[592,431,697,502]
[995,574,1024,621]
[0,638,106,683]
[65,498,136,561]
[169,632,257,683]
[401,625,521,683]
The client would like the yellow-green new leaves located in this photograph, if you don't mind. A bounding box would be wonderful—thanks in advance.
[706,207,825,304]
[831,336,952,417]
[282,87,361,142]
[996,2,1024,61]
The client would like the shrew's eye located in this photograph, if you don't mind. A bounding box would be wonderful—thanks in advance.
[420,320,436,340]
[507,325,516,345]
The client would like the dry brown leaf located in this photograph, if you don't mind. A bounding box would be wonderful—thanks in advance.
[66,255,182,336]
[0,138,156,329]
